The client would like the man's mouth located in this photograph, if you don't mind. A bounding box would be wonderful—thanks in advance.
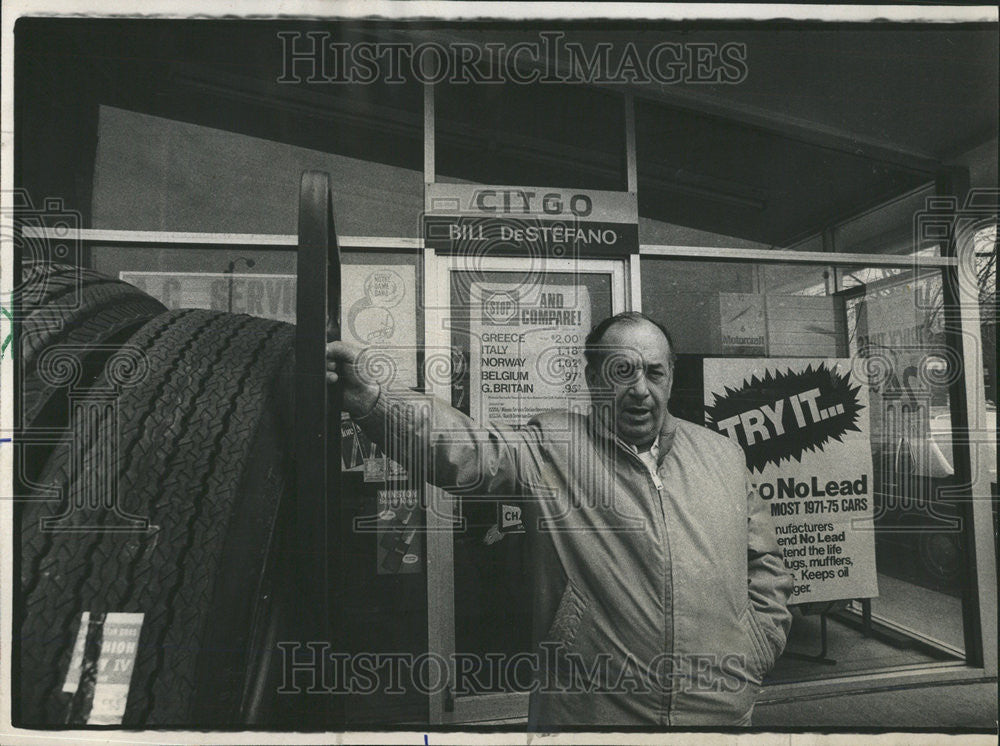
[623,407,651,419]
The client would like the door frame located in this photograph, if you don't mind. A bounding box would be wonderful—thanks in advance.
[423,251,629,724]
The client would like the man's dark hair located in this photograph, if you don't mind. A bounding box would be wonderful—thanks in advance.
[584,311,678,369]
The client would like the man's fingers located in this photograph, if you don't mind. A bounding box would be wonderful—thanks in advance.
[326,341,349,364]
[325,344,341,384]
[327,339,359,354]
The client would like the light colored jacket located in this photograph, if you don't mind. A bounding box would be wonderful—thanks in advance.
[358,392,793,727]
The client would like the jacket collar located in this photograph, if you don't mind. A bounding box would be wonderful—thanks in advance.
[588,404,680,465]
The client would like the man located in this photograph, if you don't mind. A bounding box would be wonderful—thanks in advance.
[327,311,792,727]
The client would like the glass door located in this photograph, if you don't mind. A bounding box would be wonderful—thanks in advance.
[424,254,627,723]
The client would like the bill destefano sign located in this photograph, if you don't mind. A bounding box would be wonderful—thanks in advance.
[423,183,638,257]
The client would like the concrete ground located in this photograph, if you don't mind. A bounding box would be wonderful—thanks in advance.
[754,679,998,729]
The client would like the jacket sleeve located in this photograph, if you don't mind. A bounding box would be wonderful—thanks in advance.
[745,470,794,668]
[353,386,541,498]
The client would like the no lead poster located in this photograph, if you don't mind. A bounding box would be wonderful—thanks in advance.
[704,358,879,604]
[470,282,591,425]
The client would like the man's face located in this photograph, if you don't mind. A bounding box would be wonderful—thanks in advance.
[585,320,673,449]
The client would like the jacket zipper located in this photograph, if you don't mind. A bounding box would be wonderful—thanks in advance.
[619,444,673,726]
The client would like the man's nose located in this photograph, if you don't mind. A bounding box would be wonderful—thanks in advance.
[628,372,650,398]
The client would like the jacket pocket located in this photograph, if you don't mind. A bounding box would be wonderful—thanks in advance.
[546,581,588,648]
[742,601,772,680]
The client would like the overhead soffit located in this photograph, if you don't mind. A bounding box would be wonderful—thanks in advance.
[417,26,998,160]
[18,19,998,245]
[416,25,999,245]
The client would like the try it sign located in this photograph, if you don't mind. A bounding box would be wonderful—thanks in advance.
[423,183,638,257]
[704,363,865,472]
[704,359,878,604]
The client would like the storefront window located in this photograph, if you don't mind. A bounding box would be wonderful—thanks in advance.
[91,103,424,236]
[641,257,973,682]
[833,185,940,257]
[91,247,421,337]
[974,224,997,407]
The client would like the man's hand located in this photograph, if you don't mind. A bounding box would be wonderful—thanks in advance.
[326,340,381,417]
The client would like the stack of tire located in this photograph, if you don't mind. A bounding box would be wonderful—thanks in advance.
[15,261,298,727]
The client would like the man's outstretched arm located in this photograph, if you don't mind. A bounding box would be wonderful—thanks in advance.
[326,340,536,497]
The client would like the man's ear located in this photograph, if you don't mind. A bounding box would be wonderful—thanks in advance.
[584,362,602,391]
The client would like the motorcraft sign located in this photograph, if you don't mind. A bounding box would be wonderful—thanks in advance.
[704,358,879,604]
[423,183,638,256]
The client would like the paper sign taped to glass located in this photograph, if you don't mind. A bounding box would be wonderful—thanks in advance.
[719,292,766,353]
[469,281,591,425]
[376,488,422,574]
[342,264,418,389]
[341,412,406,481]
[704,358,880,604]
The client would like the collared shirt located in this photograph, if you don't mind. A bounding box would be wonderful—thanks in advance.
[623,437,663,492]
[589,406,666,492]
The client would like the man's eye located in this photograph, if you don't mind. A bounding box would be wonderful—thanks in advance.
[609,360,637,383]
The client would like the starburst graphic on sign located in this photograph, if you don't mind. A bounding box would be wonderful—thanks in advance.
[705,363,865,472]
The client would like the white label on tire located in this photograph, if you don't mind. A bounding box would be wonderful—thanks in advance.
[87,612,144,725]
[62,611,90,694]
